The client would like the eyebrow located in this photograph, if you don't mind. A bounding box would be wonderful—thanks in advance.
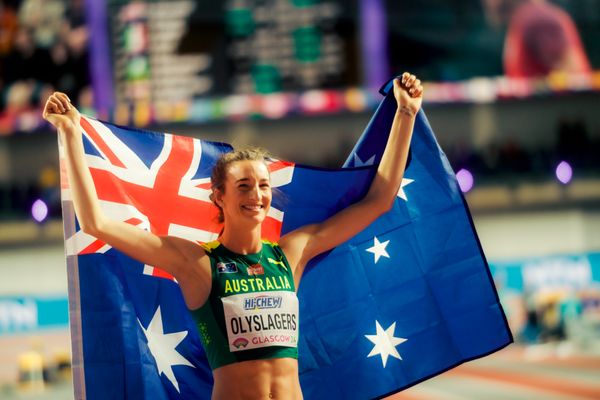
[235,178,270,183]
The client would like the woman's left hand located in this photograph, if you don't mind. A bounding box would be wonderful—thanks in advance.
[393,72,423,116]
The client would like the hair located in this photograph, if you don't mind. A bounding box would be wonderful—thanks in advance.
[210,147,270,223]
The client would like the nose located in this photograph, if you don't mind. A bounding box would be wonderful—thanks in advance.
[248,184,260,201]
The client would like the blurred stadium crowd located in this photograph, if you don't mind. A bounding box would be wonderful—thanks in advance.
[0,0,91,134]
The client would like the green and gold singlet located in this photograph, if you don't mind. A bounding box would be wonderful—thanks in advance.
[191,240,299,370]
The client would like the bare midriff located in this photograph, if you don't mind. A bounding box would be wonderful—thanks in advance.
[212,357,303,400]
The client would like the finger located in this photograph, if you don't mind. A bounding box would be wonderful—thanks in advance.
[410,80,422,96]
[55,91,71,103]
[52,92,69,111]
[43,101,59,118]
[43,97,54,112]
[406,74,417,87]
[54,95,67,113]
[401,72,410,84]
[55,92,72,110]
[48,97,65,113]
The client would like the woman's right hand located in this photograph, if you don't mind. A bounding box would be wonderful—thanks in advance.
[42,92,80,131]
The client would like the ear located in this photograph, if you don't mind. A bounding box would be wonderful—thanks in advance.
[213,188,224,207]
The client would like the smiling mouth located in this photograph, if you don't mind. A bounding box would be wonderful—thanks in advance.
[241,205,264,211]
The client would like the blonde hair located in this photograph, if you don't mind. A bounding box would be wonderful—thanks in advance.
[210,147,270,223]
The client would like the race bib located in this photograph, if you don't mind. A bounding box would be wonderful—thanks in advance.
[222,291,299,352]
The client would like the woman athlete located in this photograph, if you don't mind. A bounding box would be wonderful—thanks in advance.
[43,72,423,400]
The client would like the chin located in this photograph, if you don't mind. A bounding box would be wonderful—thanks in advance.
[253,213,268,224]
[239,212,267,225]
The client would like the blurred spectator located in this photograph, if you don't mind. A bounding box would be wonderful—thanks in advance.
[2,28,54,85]
[499,136,531,173]
[17,0,65,49]
[0,1,19,56]
[556,117,591,168]
[515,290,541,343]
[37,162,60,217]
[480,141,501,174]
[482,0,592,78]
[0,0,91,132]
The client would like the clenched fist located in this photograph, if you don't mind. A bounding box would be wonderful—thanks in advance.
[393,72,423,116]
[42,92,80,132]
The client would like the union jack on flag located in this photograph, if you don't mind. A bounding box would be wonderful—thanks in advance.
[63,116,294,275]
[60,81,511,400]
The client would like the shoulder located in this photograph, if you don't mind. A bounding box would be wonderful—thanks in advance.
[161,236,211,273]
[262,239,288,260]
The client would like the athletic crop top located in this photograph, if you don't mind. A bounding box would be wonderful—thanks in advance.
[191,240,299,370]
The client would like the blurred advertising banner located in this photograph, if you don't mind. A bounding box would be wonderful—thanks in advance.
[491,252,600,293]
[0,297,69,336]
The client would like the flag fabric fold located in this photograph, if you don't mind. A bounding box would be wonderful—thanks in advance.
[60,83,511,400]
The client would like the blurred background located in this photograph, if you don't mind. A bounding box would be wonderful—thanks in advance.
[1,0,599,399]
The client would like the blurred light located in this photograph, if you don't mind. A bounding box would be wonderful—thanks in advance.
[456,169,474,193]
[31,199,48,223]
[344,88,368,112]
[225,8,255,37]
[223,95,252,117]
[466,78,496,103]
[293,26,321,62]
[133,101,152,126]
[556,161,573,184]
[261,94,291,119]
[189,99,221,123]
[299,90,328,112]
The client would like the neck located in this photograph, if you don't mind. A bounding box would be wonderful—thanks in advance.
[219,221,263,254]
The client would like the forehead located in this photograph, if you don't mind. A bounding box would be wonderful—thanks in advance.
[226,160,270,180]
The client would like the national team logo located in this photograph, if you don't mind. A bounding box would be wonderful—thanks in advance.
[247,263,264,276]
[232,338,249,349]
[217,262,238,274]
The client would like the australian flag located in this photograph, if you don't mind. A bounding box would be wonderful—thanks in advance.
[60,80,512,399]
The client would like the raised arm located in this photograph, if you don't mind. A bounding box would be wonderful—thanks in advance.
[43,92,203,279]
[280,73,423,283]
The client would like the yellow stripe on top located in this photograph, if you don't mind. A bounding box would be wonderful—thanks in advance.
[201,239,277,253]
[261,239,278,247]
[199,240,221,253]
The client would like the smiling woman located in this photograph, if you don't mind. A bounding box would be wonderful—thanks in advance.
[42,72,423,399]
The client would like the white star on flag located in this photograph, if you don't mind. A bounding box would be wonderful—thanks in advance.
[366,236,390,263]
[365,321,408,367]
[353,153,375,167]
[139,306,194,392]
[397,178,414,201]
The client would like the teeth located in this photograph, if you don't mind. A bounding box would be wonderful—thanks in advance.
[242,205,262,210]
